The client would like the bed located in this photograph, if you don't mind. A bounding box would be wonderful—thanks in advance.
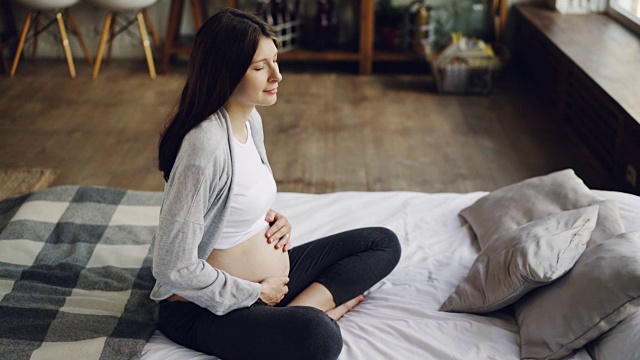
[1,171,639,360]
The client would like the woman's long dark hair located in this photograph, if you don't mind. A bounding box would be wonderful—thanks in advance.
[158,8,277,181]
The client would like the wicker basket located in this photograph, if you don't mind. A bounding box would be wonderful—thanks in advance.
[430,40,507,94]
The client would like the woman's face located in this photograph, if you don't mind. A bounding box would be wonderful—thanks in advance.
[229,37,282,109]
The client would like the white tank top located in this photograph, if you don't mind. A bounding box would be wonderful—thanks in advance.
[214,121,277,250]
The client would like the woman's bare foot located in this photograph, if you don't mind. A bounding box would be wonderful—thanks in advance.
[325,295,365,321]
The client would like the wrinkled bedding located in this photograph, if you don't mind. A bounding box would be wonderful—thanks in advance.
[143,190,640,360]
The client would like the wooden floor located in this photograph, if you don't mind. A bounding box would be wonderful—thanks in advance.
[0,60,594,194]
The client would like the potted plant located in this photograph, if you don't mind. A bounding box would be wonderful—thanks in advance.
[375,0,405,50]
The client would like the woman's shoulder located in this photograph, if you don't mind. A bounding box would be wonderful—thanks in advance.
[183,112,229,151]
[177,111,230,169]
[187,110,227,137]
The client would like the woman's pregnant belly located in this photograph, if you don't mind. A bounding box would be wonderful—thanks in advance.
[206,226,290,283]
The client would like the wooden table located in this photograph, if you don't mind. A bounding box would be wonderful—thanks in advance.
[160,0,236,73]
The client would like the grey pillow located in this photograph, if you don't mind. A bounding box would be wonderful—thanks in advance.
[460,169,601,249]
[586,307,640,360]
[589,200,625,247]
[515,231,640,360]
[440,206,598,314]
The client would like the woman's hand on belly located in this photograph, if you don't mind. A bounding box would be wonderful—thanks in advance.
[258,276,289,306]
[265,210,292,251]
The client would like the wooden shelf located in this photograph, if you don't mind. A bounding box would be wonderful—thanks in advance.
[278,48,360,62]
[162,0,506,74]
[372,50,424,62]
[279,49,425,63]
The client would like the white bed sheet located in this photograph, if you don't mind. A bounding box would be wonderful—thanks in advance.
[142,190,640,360]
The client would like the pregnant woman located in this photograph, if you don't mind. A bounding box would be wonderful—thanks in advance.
[151,8,401,360]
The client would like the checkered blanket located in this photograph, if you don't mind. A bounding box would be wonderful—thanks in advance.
[0,185,162,360]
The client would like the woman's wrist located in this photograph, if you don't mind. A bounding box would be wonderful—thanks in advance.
[255,297,268,305]
[256,288,268,305]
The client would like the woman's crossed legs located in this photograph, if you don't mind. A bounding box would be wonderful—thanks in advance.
[158,227,401,359]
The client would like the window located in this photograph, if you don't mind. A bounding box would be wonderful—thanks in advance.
[609,0,640,34]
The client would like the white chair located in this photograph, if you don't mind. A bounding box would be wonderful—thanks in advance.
[89,0,160,79]
[11,0,93,78]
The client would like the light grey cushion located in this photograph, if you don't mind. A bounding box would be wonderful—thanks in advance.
[515,231,640,360]
[587,307,640,360]
[460,169,601,249]
[440,206,598,314]
[589,200,625,247]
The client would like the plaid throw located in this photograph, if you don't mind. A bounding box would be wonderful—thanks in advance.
[0,185,161,360]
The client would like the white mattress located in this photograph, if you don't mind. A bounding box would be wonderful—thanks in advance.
[141,190,640,360]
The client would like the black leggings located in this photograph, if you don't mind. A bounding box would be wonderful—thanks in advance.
[157,227,401,360]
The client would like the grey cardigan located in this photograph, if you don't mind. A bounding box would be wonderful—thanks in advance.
[150,107,271,316]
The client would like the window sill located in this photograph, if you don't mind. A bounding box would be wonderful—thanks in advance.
[515,4,640,195]
[517,4,640,125]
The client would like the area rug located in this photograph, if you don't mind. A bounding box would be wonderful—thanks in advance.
[0,167,57,200]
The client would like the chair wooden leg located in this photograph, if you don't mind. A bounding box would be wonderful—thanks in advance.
[32,11,40,60]
[93,13,112,79]
[161,0,182,73]
[136,12,156,79]
[190,0,203,31]
[107,13,117,63]
[55,11,75,78]
[10,11,33,77]
[143,9,161,50]
[66,9,93,66]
